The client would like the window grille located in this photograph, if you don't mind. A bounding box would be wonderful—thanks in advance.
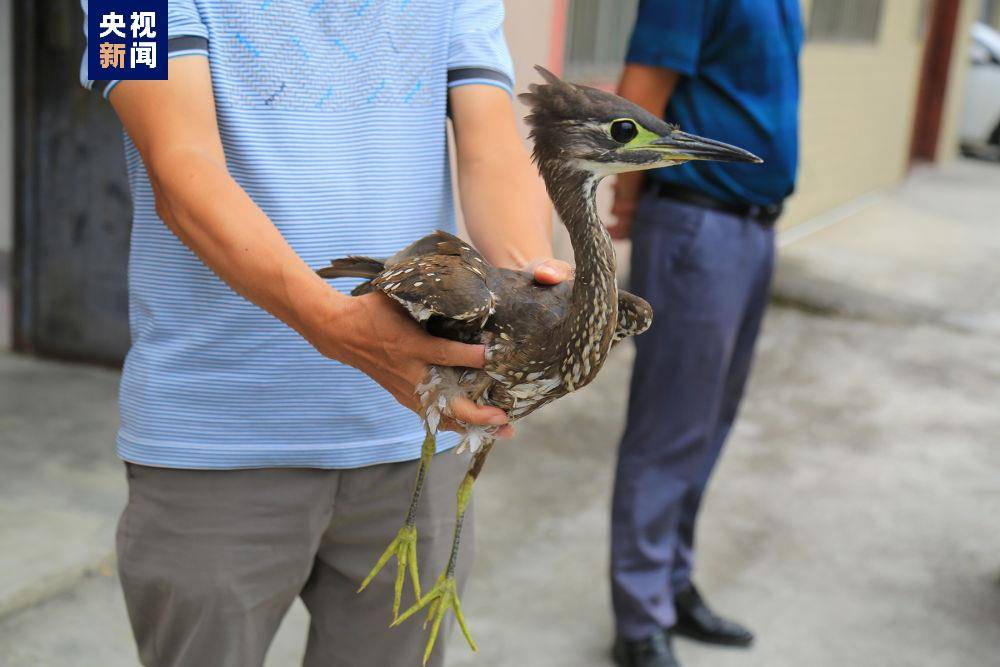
[562,0,639,81]
[808,0,884,43]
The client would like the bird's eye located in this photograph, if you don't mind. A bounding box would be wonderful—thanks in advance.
[610,119,638,143]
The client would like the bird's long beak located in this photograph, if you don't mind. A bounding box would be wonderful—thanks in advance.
[649,130,762,164]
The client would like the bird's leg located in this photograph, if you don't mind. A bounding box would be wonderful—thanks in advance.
[393,440,495,665]
[358,426,437,620]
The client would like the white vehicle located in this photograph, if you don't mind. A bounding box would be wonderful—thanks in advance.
[960,22,1000,155]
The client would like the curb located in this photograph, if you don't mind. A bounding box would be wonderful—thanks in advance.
[770,258,998,337]
[0,553,116,622]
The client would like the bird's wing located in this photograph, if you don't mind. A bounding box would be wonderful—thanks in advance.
[614,290,653,342]
[387,230,487,266]
[371,254,496,330]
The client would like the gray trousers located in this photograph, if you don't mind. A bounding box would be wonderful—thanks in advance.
[611,193,775,639]
[117,453,472,667]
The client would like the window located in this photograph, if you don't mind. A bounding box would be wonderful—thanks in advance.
[808,0,884,43]
[984,0,1000,27]
[562,0,639,81]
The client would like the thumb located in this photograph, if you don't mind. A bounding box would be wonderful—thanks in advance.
[528,258,573,285]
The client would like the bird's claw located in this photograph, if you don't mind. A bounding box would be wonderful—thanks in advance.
[392,573,476,665]
[357,524,421,621]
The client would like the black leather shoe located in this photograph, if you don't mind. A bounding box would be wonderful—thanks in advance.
[612,633,681,667]
[672,583,754,647]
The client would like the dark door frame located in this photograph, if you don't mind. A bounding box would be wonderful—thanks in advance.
[11,1,132,366]
[12,0,39,354]
[910,0,962,162]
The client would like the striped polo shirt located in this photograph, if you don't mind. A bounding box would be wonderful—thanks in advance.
[79,0,514,469]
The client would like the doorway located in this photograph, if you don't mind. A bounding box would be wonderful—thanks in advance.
[13,0,132,364]
[910,0,962,162]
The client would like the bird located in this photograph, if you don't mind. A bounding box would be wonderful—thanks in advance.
[316,65,761,664]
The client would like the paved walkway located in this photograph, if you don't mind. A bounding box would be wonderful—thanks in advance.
[1,159,998,666]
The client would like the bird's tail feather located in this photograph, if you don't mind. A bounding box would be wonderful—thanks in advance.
[317,256,385,279]
[317,256,386,296]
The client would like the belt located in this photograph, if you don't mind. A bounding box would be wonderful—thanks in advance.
[647,181,783,227]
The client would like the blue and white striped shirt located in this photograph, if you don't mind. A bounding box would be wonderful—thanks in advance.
[80,0,514,469]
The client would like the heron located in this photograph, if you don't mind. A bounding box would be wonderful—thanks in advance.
[317,66,761,663]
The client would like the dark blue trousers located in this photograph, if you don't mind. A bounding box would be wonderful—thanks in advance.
[611,192,775,640]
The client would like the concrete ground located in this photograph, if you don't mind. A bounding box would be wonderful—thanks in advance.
[1,158,999,666]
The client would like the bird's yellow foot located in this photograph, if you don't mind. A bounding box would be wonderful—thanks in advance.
[393,573,476,665]
[357,524,421,621]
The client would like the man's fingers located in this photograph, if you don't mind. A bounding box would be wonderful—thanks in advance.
[528,258,573,285]
[438,419,515,439]
[448,396,508,426]
[422,339,486,369]
[610,195,636,240]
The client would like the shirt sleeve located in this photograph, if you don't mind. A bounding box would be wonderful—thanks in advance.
[625,0,705,77]
[447,0,515,95]
[79,0,210,99]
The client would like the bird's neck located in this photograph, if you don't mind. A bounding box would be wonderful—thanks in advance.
[541,162,618,391]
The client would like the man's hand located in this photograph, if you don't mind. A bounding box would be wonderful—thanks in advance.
[313,292,513,436]
[607,64,681,240]
[608,173,645,240]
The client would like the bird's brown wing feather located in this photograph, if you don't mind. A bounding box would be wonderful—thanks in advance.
[371,254,496,339]
[387,230,486,267]
[320,231,490,299]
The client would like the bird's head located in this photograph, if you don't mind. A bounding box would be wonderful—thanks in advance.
[520,66,761,176]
